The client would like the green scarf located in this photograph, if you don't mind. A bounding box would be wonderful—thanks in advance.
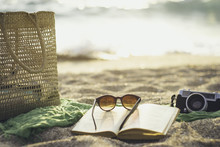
[0,99,91,138]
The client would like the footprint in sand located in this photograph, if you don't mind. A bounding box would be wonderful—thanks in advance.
[163,85,181,92]
[102,85,127,92]
[78,88,105,94]
[186,78,208,87]
[128,86,164,93]
[207,83,220,92]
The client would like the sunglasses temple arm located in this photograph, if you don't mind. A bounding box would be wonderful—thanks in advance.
[92,100,97,130]
[119,98,141,130]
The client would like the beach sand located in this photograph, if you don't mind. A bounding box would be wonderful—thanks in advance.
[1,54,220,146]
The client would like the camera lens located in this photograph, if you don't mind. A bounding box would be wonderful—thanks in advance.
[186,93,207,112]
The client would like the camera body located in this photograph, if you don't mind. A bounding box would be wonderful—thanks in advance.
[176,89,220,113]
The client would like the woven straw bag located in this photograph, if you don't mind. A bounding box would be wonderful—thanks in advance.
[0,11,60,121]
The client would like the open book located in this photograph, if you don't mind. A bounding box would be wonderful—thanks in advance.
[72,104,179,140]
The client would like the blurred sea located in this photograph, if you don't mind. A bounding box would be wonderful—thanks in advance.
[1,0,220,59]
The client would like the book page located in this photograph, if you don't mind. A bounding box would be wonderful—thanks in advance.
[72,106,130,136]
[119,104,179,134]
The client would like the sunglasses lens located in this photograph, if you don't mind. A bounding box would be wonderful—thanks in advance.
[99,96,116,111]
[122,95,139,109]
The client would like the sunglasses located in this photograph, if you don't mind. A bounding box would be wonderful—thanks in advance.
[91,94,141,130]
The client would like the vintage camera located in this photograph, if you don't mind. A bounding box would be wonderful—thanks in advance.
[174,89,220,113]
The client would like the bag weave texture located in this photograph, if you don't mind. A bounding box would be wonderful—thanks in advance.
[0,11,60,121]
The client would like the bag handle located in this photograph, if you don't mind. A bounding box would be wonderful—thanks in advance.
[2,13,47,74]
